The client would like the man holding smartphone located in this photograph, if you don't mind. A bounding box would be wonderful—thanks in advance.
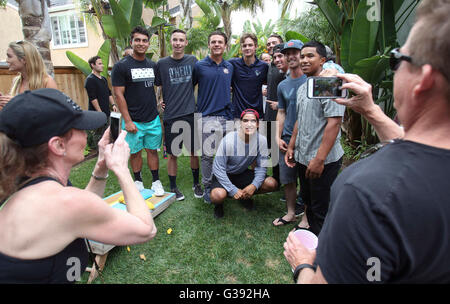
[111,26,164,196]
[84,56,117,149]
[286,41,345,235]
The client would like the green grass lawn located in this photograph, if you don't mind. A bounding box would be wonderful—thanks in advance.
[70,152,296,284]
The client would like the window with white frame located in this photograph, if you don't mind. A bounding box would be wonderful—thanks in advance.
[50,13,88,48]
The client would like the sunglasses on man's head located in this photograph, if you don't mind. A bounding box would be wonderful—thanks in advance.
[389,48,412,71]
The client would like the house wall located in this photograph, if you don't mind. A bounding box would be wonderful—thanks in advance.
[50,19,105,66]
[48,5,106,66]
[1,0,202,68]
[0,4,24,62]
[0,3,105,67]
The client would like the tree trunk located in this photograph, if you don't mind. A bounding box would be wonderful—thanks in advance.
[221,3,231,50]
[159,25,167,58]
[18,0,54,77]
[344,109,362,148]
[181,0,193,29]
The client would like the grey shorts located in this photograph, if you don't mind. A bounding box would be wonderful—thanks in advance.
[278,149,298,185]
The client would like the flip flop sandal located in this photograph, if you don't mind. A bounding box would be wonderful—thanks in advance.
[273,217,296,227]
[293,224,311,232]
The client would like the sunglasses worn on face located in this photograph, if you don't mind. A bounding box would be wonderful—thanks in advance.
[389,48,412,71]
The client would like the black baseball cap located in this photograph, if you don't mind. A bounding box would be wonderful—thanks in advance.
[0,88,107,147]
[272,43,285,55]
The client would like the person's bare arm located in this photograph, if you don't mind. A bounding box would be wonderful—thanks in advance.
[276,109,287,152]
[109,95,118,112]
[285,120,298,168]
[70,131,157,245]
[113,86,137,133]
[90,99,102,112]
[283,231,328,284]
[306,117,342,179]
[45,75,58,89]
[335,73,404,141]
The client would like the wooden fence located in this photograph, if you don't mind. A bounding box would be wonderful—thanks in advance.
[0,66,89,110]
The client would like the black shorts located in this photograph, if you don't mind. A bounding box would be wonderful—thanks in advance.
[163,114,198,156]
[211,168,256,191]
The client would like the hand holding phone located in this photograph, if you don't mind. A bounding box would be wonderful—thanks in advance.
[307,77,348,99]
[110,112,122,142]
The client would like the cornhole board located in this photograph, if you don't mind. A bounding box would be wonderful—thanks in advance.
[85,189,175,283]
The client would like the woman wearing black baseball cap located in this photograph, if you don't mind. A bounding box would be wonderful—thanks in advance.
[0,89,157,283]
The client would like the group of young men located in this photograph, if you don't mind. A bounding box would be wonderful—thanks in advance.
[84,26,344,233]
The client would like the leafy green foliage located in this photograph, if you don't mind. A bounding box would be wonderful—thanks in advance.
[66,51,92,76]
[237,19,276,57]
[184,0,223,58]
[277,8,333,49]
[314,0,419,146]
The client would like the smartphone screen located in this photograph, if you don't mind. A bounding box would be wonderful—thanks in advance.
[307,77,347,99]
[110,112,121,142]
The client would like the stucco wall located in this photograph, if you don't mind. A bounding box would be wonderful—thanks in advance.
[0,4,24,62]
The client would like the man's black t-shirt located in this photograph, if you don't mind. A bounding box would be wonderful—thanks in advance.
[155,55,197,121]
[84,74,111,116]
[264,63,286,121]
[316,140,450,283]
[111,56,158,122]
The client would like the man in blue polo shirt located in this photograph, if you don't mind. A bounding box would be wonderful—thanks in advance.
[228,33,268,119]
[193,31,234,203]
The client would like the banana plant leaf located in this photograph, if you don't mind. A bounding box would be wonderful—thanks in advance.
[353,55,389,83]
[66,51,91,76]
[108,0,131,40]
[381,0,398,49]
[340,20,353,72]
[195,0,212,17]
[151,16,167,27]
[314,0,344,34]
[101,15,118,39]
[285,31,310,43]
[119,0,143,29]
[195,0,221,28]
[97,40,111,78]
[348,1,380,67]
[223,43,240,60]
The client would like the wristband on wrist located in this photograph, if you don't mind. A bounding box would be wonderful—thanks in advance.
[92,172,108,180]
[293,263,316,283]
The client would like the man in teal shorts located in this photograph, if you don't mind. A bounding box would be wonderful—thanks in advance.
[112,26,164,196]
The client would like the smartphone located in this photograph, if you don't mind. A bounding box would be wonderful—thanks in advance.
[307,77,347,99]
[110,112,122,142]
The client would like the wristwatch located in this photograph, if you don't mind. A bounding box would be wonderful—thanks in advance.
[293,263,316,283]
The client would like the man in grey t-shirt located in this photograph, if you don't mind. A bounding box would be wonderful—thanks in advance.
[155,29,203,200]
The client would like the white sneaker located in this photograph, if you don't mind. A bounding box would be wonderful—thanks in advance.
[134,180,144,192]
[151,180,165,196]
